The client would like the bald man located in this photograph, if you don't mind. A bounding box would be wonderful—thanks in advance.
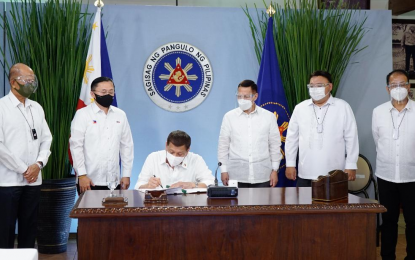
[0,63,52,248]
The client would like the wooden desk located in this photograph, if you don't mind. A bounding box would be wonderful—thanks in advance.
[70,188,385,260]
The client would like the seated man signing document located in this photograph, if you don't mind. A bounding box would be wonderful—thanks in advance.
[134,130,214,189]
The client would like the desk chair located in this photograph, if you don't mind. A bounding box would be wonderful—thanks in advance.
[348,154,380,246]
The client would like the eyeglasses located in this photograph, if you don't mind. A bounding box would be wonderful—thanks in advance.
[307,83,330,88]
[94,90,115,96]
[14,75,38,84]
[388,82,409,89]
[236,94,254,100]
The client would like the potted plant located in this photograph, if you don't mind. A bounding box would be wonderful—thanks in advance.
[244,0,367,111]
[0,0,92,253]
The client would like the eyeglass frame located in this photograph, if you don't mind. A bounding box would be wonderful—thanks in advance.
[14,75,38,84]
[235,93,256,100]
[387,82,409,89]
[93,90,115,96]
[306,83,330,89]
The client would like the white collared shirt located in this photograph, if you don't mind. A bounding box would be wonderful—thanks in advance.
[217,106,282,183]
[70,102,134,185]
[0,91,52,186]
[285,96,359,180]
[372,99,415,183]
[134,150,214,189]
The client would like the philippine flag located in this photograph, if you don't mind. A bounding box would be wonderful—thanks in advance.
[77,6,117,109]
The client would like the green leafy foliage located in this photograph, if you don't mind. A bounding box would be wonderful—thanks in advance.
[0,0,92,179]
[243,0,367,112]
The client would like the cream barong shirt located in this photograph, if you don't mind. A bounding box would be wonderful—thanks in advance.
[70,102,134,186]
[217,106,282,184]
[134,150,214,189]
[0,91,52,186]
[285,96,359,180]
[372,100,415,183]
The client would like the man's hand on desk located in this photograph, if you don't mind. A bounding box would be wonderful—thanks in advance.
[79,176,95,193]
[170,182,196,189]
[270,170,278,187]
[345,169,356,181]
[285,167,296,181]
[141,177,162,189]
[120,177,130,189]
[221,172,229,186]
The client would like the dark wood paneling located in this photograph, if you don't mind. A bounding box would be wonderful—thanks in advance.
[72,188,384,260]
[390,0,415,16]
[77,213,377,259]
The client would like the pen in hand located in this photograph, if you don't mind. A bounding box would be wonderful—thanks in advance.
[153,175,164,188]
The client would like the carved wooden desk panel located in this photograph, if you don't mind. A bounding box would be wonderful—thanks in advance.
[70,188,385,260]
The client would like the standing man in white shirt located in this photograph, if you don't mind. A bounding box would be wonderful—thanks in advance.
[135,130,214,189]
[285,71,358,187]
[372,69,415,260]
[0,63,52,248]
[218,80,281,188]
[70,76,134,194]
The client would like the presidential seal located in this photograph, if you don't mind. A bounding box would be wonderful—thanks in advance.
[143,42,213,112]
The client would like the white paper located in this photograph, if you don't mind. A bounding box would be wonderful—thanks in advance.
[138,187,207,195]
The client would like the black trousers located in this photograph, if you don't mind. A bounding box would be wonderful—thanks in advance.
[405,45,415,72]
[238,181,270,188]
[296,177,312,187]
[378,177,415,260]
[0,185,41,248]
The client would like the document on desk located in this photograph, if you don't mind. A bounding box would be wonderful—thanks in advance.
[138,187,207,194]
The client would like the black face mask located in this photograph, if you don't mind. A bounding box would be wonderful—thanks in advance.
[95,94,114,107]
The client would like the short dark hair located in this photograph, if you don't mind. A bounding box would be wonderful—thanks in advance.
[91,76,114,91]
[238,79,258,93]
[309,71,332,83]
[167,130,191,149]
[386,69,409,85]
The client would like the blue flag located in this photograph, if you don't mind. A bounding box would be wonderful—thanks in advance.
[256,17,296,187]
[100,20,117,107]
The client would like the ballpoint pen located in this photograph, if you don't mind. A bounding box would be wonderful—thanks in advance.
[153,175,164,188]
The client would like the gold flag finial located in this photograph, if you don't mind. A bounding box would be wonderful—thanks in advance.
[266,4,275,17]
[94,0,104,7]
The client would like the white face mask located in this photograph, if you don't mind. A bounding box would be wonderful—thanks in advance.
[390,87,408,102]
[309,87,328,101]
[238,99,252,111]
[166,151,185,167]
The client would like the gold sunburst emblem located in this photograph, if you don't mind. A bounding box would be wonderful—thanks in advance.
[83,55,95,84]
[159,57,198,97]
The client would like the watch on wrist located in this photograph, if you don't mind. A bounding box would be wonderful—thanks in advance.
[36,162,43,169]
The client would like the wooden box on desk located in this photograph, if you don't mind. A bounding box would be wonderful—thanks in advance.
[312,170,348,202]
